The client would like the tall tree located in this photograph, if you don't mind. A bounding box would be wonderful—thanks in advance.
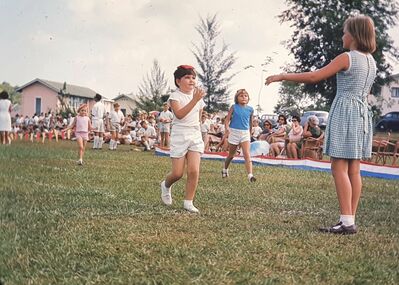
[135,59,170,113]
[0,82,21,106]
[192,14,237,113]
[279,0,399,109]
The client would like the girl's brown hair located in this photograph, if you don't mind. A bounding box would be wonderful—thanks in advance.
[173,65,196,87]
[234,89,250,104]
[344,15,376,53]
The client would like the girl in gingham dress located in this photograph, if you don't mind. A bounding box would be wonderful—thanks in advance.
[266,15,377,235]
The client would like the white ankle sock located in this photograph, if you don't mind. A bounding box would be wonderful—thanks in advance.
[184,200,193,208]
[340,215,354,226]
[93,136,99,148]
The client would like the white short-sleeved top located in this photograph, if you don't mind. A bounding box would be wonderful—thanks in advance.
[168,89,205,128]
[110,110,124,124]
[92,101,106,120]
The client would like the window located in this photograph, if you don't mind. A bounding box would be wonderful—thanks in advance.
[35,98,41,114]
[392,87,399,98]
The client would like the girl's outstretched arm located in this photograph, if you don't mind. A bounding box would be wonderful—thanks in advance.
[265,53,350,85]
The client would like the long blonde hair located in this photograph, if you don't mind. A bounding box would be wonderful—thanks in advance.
[344,15,376,53]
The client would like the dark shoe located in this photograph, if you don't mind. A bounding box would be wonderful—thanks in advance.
[319,222,357,235]
[249,176,256,182]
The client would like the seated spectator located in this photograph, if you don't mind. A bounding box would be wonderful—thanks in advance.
[267,114,288,144]
[302,115,325,159]
[286,115,304,159]
[120,128,133,145]
[251,119,263,142]
[139,120,157,151]
[258,120,273,141]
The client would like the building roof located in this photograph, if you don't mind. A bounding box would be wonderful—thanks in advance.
[113,93,138,101]
[16,78,99,99]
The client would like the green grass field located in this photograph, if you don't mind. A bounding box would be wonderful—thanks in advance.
[1,141,398,284]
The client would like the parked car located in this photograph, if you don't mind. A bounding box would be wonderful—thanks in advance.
[300,111,329,129]
[375,112,399,132]
[260,113,279,129]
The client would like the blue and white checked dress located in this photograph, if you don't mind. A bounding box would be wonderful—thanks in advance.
[324,50,377,159]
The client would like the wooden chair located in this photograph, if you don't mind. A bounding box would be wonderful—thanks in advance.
[372,132,391,165]
[384,140,399,166]
[301,137,324,160]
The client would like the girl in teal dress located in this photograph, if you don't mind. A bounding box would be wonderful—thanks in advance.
[266,15,377,235]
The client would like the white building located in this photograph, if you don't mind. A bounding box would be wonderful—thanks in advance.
[369,73,399,115]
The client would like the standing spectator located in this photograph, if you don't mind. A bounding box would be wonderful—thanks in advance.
[158,102,174,147]
[108,102,124,150]
[0,90,12,145]
[91,93,106,149]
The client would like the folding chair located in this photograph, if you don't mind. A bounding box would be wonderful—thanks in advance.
[372,132,391,165]
[301,137,324,160]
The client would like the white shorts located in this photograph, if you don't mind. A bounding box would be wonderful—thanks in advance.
[170,126,204,158]
[110,122,121,132]
[228,128,250,145]
[92,119,105,133]
[159,123,171,133]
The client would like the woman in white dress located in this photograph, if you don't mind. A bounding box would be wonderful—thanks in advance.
[0,90,12,145]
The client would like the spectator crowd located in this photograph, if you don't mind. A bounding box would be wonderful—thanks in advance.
[8,107,324,160]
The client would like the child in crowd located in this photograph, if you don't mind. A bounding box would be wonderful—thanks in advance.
[158,102,174,148]
[109,102,124,150]
[66,104,92,165]
[160,65,206,213]
[222,89,256,182]
[139,120,157,151]
[251,119,263,142]
[266,15,377,234]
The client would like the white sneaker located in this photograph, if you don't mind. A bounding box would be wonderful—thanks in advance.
[184,204,200,213]
[222,169,229,178]
[160,181,172,205]
[77,159,83,165]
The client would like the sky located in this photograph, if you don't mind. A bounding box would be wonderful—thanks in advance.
[1,0,398,114]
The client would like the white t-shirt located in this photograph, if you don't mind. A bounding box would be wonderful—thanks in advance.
[201,121,210,133]
[168,89,205,128]
[110,110,124,124]
[159,110,173,124]
[92,101,106,120]
[252,126,263,138]
[139,125,157,138]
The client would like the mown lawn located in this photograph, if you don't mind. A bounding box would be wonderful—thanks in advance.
[0,141,398,284]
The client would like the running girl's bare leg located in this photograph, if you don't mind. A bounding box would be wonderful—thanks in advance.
[184,151,201,200]
[77,137,84,160]
[224,143,238,169]
[165,157,185,188]
[241,140,253,175]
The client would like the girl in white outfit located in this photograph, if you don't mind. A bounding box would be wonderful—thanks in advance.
[160,65,206,213]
